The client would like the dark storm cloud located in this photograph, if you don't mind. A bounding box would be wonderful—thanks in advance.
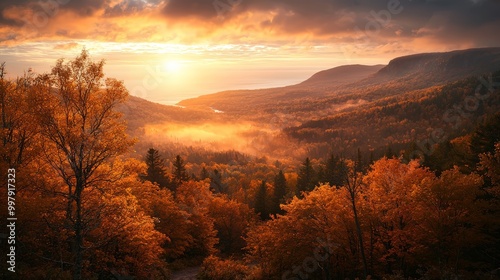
[104,0,164,17]
[0,0,499,46]
[0,0,169,25]
[160,0,500,44]
[421,0,500,45]
[0,0,104,23]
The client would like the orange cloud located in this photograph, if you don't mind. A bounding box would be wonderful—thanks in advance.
[0,0,498,50]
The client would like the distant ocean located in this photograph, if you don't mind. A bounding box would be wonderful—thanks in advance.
[134,67,322,105]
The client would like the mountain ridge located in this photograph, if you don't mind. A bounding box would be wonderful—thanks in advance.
[177,64,385,111]
[177,47,500,114]
[120,47,500,159]
[375,47,500,81]
[298,64,385,86]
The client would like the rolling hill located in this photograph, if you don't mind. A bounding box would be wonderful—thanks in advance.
[177,64,385,113]
[117,95,226,138]
[177,48,500,117]
[298,64,385,87]
[122,47,500,159]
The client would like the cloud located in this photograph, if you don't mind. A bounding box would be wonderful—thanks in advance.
[104,0,164,17]
[159,0,500,47]
[0,0,498,50]
[53,41,80,50]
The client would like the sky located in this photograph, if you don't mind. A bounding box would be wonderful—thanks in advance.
[1,0,499,104]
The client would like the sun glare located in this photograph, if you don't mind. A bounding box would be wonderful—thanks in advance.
[164,60,182,73]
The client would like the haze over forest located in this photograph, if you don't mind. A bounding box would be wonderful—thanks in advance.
[1,0,500,280]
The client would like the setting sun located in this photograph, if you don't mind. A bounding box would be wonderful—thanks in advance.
[1,0,499,278]
[163,60,182,74]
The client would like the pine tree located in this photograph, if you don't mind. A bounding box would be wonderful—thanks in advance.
[355,148,364,173]
[317,164,326,185]
[470,113,500,158]
[385,145,394,158]
[209,169,224,193]
[200,166,210,180]
[297,157,316,196]
[172,155,189,190]
[255,180,269,220]
[325,154,347,187]
[325,154,337,186]
[272,170,287,215]
[143,148,170,188]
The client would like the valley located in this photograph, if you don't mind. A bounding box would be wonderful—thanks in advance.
[3,47,500,280]
[122,47,500,162]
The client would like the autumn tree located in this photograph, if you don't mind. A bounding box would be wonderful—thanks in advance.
[28,50,133,280]
[477,142,500,271]
[198,255,250,280]
[176,181,218,257]
[246,185,351,279]
[416,168,483,277]
[84,168,167,278]
[341,159,368,278]
[479,142,500,187]
[0,63,38,170]
[208,195,257,254]
[126,166,194,261]
[470,113,500,158]
[364,158,435,275]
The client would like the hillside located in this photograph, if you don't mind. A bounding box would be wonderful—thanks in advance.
[285,73,500,158]
[121,48,500,159]
[376,47,500,82]
[117,96,222,137]
[297,64,385,87]
[178,48,500,117]
[9,56,500,280]
[177,64,385,113]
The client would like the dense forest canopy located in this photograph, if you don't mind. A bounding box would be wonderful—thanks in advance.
[1,49,500,280]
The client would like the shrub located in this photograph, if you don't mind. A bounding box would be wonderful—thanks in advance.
[197,255,249,280]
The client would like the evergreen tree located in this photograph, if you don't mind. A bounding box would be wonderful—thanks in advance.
[324,154,335,186]
[143,148,170,188]
[297,157,316,196]
[325,154,347,187]
[172,155,189,190]
[470,113,500,158]
[316,164,326,185]
[200,166,210,180]
[385,145,395,158]
[255,180,269,220]
[271,170,287,215]
[209,169,224,193]
[355,147,364,173]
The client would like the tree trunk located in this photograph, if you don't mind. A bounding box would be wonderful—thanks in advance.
[351,196,368,278]
[73,182,84,280]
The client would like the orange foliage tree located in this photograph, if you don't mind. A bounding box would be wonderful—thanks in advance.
[176,181,219,257]
[26,50,134,279]
[363,158,434,274]
[208,195,257,254]
[246,185,353,279]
